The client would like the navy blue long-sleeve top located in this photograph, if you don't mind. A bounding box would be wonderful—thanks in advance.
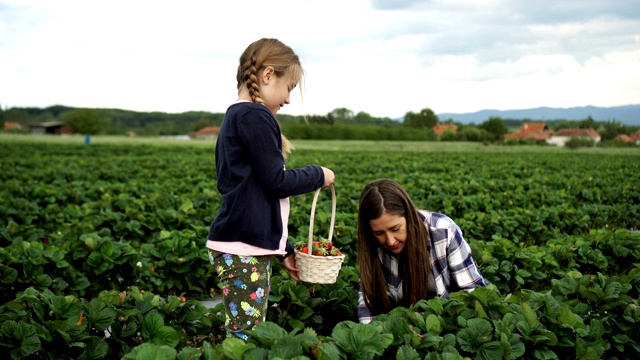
[208,102,325,257]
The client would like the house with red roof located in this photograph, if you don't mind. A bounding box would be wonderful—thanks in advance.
[433,124,458,139]
[3,121,23,131]
[615,131,640,145]
[547,128,601,147]
[614,134,633,143]
[504,122,553,141]
[190,126,220,140]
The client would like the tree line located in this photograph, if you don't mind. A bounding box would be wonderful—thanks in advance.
[1,104,638,143]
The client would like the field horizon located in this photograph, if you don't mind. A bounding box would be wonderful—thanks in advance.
[3,133,640,155]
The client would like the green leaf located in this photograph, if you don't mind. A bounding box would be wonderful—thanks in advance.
[87,251,102,268]
[470,286,501,307]
[532,347,559,360]
[576,338,604,360]
[476,341,504,360]
[180,200,194,213]
[98,240,117,258]
[78,336,109,360]
[248,322,288,347]
[152,326,181,348]
[557,307,584,329]
[122,343,177,360]
[603,281,622,300]
[456,318,493,353]
[516,320,531,337]
[97,290,122,306]
[500,332,525,359]
[425,298,444,314]
[331,321,393,357]
[287,284,311,304]
[176,347,202,360]
[1,265,18,284]
[83,236,98,251]
[0,321,41,359]
[551,278,577,295]
[316,341,342,360]
[35,273,52,287]
[426,314,442,333]
[269,336,303,359]
[474,300,488,319]
[424,351,464,360]
[138,310,179,347]
[380,315,406,340]
[82,298,116,331]
[520,302,538,330]
[537,329,558,346]
[241,347,268,360]
[222,337,255,360]
[295,327,320,348]
[396,345,420,360]
[141,311,164,339]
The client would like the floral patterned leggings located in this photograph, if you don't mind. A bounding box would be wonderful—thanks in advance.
[208,250,272,341]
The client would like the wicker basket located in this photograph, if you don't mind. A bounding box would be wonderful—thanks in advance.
[295,184,345,284]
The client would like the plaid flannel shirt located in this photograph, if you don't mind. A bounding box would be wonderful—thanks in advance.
[357,210,489,324]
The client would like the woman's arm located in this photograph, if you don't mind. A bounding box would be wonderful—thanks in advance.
[356,282,375,324]
[426,211,489,297]
[446,221,489,290]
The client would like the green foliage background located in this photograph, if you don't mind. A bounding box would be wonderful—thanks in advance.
[1,136,639,359]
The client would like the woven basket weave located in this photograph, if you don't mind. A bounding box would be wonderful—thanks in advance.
[295,184,345,284]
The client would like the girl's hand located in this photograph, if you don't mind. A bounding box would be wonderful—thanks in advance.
[321,167,335,188]
[283,254,300,281]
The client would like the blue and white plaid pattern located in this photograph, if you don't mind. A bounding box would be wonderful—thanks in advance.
[357,210,489,323]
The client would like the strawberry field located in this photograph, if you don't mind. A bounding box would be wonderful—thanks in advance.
[1,136,640,359]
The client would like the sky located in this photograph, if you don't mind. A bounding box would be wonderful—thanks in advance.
[1,0,639,119]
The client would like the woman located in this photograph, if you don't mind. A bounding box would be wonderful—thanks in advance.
[357,179,488,323]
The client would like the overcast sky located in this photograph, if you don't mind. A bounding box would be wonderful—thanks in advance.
[1,0,639,119]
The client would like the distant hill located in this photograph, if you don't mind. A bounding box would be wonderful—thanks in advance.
[437,104,640,125]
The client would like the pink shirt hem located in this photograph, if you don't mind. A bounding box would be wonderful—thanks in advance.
[206,197,290,256]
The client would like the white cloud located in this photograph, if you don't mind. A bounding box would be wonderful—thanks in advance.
[1,0,639,118]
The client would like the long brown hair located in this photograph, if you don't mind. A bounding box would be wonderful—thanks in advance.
[236,38,303,158]
[357,179,432,314]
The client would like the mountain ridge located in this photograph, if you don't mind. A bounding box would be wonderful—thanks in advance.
[437,104,640,126]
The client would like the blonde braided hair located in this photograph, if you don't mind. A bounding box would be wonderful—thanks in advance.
[237,38,303,158]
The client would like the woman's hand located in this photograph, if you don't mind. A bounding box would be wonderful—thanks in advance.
[283,253,300,281]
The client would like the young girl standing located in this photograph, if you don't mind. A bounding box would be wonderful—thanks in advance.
[207,38,335,341]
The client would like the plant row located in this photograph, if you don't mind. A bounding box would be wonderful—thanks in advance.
[2,268,639,359]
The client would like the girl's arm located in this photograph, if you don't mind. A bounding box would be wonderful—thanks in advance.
[239,109,324,197]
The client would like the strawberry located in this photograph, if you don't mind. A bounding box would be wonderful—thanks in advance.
[295,238,342,257]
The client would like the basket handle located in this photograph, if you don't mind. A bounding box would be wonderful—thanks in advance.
[308,184,336,251]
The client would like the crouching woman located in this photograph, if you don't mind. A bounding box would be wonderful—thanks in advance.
[356,178,489,323]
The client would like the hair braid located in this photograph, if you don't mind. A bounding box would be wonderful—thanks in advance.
[236,38,301,157]
[247,54,264,104]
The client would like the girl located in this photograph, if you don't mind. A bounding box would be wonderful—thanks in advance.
[356,179,487,323]
[207,38,335,340]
